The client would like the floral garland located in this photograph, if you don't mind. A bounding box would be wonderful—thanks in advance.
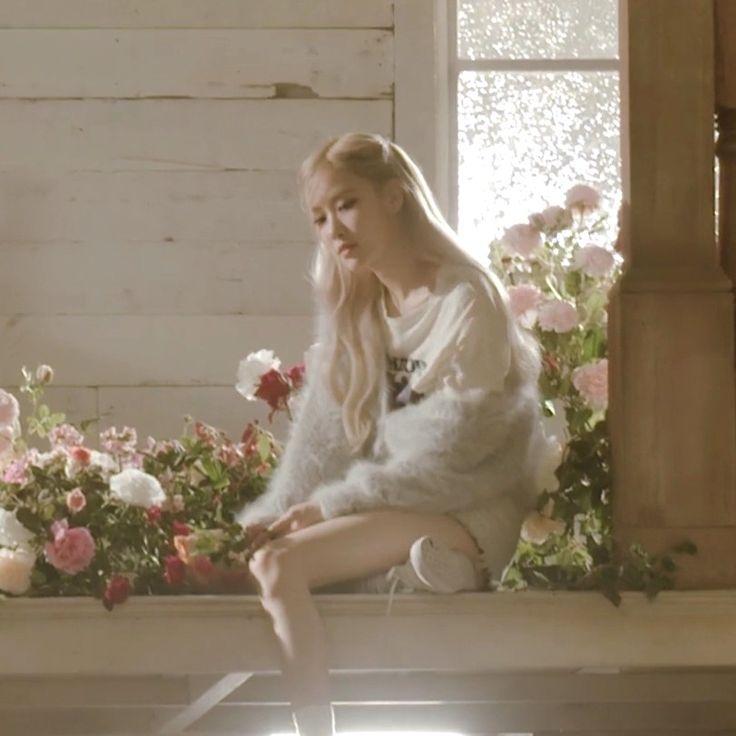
[0,185,696,609]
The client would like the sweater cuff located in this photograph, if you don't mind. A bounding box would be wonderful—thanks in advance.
[311,480,361,520]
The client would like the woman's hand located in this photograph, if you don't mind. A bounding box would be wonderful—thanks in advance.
[267,502,325,538]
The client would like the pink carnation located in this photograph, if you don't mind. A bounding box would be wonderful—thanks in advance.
[501,224,542,258]
[44,519,96,575]
[0,390,20,428]
[508,284,542,328]
[565,184,601,213]
[2,455,31,485]
[48,424,84,449]
[538,300,579,333]
[528,206,573,233]
[574,245,615,278]
[572,358,608,410]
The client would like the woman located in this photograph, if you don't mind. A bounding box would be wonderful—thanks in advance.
[234,132,546,735]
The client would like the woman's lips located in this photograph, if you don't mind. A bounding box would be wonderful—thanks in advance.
[338,243,356,255]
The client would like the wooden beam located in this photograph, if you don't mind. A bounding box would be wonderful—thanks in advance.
[154,672,254,734]
[1,592,736,676]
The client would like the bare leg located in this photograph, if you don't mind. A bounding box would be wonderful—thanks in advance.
[247,509,482,710]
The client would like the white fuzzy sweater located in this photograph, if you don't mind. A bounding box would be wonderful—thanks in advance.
[236,270,547,586]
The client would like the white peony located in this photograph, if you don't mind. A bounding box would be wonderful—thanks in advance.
[90,450,120,475]
[0,508,35,551]
[0,547,36,595]
[110,469,166,509]
[236,349,281,400]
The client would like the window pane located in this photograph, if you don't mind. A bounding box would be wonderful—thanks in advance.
[457,71,621,263]
[458,0,618,60]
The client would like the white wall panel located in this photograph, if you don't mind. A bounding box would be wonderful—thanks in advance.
[1,242,314,316]
[0,100,393,171]
[0,315,313,386]
[0,1,393,29]
[0,30,392,99]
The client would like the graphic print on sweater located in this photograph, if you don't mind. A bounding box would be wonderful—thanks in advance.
[387,355,427,409]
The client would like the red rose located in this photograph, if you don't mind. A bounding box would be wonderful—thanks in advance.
[102,575,130,611]
[286,363,305,391]
[164,555,186,586]
[254,369,291,415]
[172,520,191,536]
[146,506,162,525]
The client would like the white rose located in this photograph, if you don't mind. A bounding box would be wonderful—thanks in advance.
[236,349,281,400]
[536,433,564,494]
[89,450,120,475]
[0,547,36,595]
[0,508,35,550]
[110,469,166,509]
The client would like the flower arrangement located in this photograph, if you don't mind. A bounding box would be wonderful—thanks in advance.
[0,365,291,609]
[492,185,696,604]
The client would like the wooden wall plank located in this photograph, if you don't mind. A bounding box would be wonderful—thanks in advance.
[97,387,290,445]
[0,171,310,243]
[0,100,393,171]
[0,315,314,386]
[0,1,393,29]
[1,242,314,316]
[0,30,392,99]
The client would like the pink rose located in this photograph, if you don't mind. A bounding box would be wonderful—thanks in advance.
[69,447,92,466]
[508,284,543,328]
[528,206,573,233]
[65,488,87,514]
[538,300,579,333]
[572,358,608,410]
[501,224,542,258]
[2,455,30,485]
[565,184,601,213]
[0,390,20,428]
[44,519,96,575]
[574,245,615,278]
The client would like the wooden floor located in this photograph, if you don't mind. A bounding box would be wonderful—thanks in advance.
[1,590,735,735]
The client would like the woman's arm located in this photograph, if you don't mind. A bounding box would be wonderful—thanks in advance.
[308,384,542,519]
[234,367,353,527]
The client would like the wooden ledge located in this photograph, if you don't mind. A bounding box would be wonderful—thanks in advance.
[2,590,736,675]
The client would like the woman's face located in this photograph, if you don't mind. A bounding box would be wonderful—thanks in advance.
[306,164,401,272]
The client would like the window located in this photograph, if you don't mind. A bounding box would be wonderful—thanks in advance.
[450,0,621,263]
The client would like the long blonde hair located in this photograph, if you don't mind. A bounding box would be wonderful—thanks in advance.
[298,133,540,452]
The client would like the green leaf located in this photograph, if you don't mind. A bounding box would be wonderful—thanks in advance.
[542,399,556,417]
[256,434,272,463]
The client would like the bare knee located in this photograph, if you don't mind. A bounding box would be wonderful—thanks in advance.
[248,543,303,600]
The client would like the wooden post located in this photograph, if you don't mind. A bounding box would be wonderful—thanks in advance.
[717,1,736,314]
[609,0,736,587]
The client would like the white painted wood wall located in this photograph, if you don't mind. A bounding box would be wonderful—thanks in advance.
[0,1,397,445]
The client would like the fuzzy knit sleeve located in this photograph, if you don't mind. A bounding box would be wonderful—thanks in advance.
[308,383,541,520]
[234,355,354,528]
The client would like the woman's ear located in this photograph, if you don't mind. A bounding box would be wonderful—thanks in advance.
[382,178,404,215]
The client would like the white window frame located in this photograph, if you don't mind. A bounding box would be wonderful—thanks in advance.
[394,0,620,231]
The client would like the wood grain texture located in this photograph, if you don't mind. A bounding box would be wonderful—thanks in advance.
[0,0,393,29]
[0,99,392,171]
[0,30,392,99]
[0,315,313,386]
